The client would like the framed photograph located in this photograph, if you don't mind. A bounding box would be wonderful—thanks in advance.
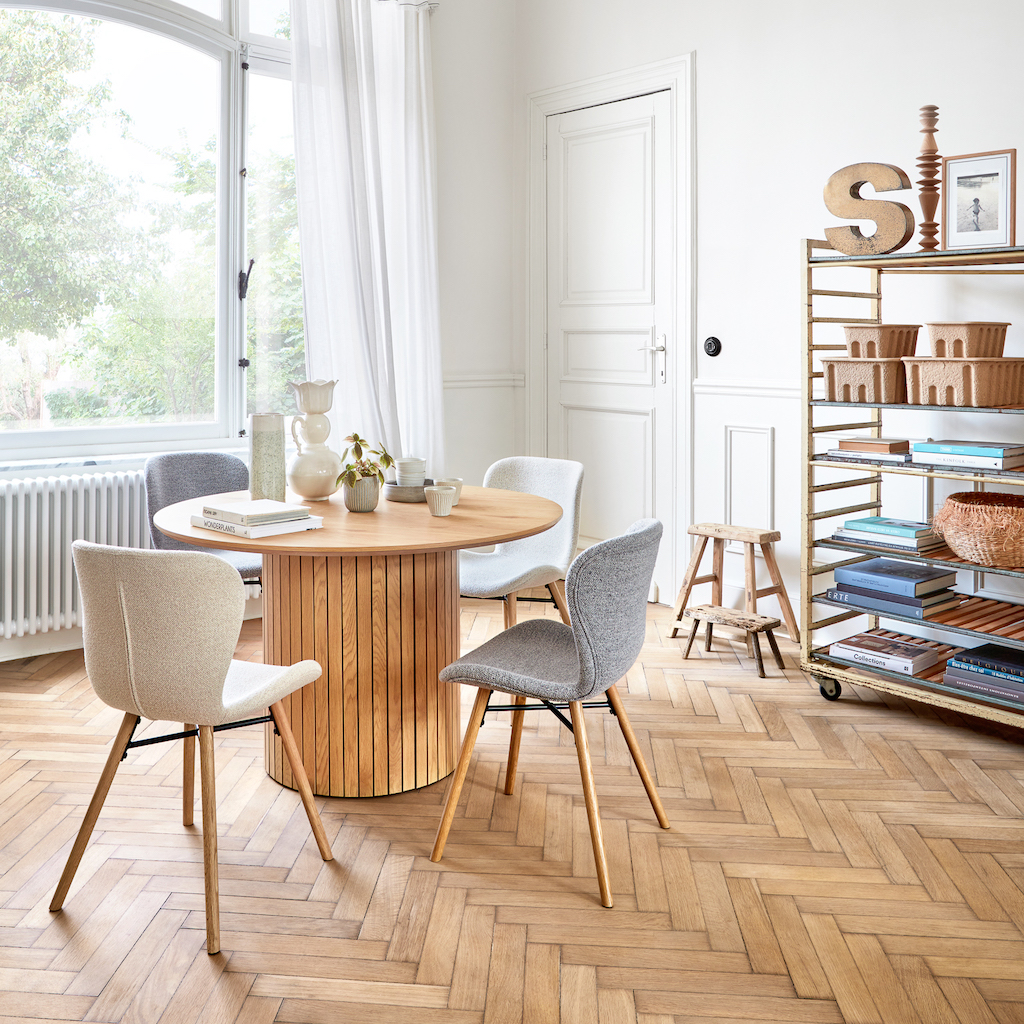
[942,149,1016,250]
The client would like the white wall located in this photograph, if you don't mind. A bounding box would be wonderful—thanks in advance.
[431,0,1024,612]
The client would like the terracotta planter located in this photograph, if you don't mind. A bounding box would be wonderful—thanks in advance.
[342,476,380,512]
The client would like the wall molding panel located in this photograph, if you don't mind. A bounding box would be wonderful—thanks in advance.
[724,424,775,556]
[694,378,801,400]
[443,373,525,389]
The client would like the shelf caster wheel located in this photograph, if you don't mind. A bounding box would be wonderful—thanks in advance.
[816,678,841,701]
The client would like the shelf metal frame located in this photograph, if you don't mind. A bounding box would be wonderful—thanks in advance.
[800,239,1024,725]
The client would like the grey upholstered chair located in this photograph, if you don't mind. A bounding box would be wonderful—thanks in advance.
[144,452,262,581]
[433,519,670,907]
[460,456,584,627]
[51,541,333,955]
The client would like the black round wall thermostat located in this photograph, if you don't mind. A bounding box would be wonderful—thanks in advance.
[703,337,722,357]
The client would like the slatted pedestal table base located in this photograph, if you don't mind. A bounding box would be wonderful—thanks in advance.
[152,485,563,798]
[262,551,461,796]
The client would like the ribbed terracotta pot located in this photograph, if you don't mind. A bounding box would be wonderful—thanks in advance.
[342,476,380,512]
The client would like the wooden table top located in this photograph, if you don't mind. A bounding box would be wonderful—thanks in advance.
[153,486,563,556]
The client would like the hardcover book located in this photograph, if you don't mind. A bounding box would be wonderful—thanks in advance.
[942,669,1024,704]
[842,517,934,538]
[910,451,1024,470]
[834,584,954,608]
[190,514,323,539]
[824,588,962,620]
[832,558,957,597]
[825,450,912,463]
[949,642,1024,678]
[837,438,911,453]
[912,440,1024,458]
[201,499,312,526]
[832,528,941,550]
[828,633,939,674]
[828,535,946,556]
[944,660,1024,688]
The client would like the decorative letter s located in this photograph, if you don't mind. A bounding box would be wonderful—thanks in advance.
[823,163,915,256]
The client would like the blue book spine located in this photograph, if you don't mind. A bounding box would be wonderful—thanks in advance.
[842,518,931,538]
[833,567,924,597]
[946,659,1024,686]
[913,442,1024,458]
[825,589,931,619]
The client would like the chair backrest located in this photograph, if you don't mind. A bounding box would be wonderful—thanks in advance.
[145,452,249,551]
[72,541,246,724]
[566,518,662,699]
[484,457,584,575]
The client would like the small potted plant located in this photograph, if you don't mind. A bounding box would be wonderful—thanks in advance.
[336,433,395,512]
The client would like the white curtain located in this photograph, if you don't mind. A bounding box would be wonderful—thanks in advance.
[291,0,445,478]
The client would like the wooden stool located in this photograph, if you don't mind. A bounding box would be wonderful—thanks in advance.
[669,523,800,643]
[681,605,786,678]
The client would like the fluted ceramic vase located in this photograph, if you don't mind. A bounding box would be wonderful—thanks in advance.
[342,476,380,512]
[286,380,343,501]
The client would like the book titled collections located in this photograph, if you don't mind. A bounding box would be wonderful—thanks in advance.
[828,633,939,674]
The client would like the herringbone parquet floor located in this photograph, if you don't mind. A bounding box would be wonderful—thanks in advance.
[2,595,1024,1023]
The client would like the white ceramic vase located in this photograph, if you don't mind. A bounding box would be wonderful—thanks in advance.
[249,413,286,502]
[342,476,380,512]
[286,379,343,501]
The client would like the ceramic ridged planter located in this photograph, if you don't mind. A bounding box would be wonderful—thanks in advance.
[343,476,380,512]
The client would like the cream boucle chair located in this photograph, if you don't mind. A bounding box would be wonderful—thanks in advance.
[434,519,670,907]
[50,541,333,955]
[459,456,584,628]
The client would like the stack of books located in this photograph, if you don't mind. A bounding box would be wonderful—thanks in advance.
[943,643,1024,704]
[830,515,944,555]
[827,556,961,620]
[825,438,911,464]
[911,439,1024,472]
[191,499,324,538]
[828,632,940,675]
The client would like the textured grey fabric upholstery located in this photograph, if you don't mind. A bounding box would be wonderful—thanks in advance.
[72,541,321,725]
[144,452,262,579]
[442,519,661,701]
[459,456,584,598]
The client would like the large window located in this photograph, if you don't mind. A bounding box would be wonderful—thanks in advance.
[0,0,302,457]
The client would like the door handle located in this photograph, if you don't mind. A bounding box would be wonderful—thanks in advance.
[638,335,667,384]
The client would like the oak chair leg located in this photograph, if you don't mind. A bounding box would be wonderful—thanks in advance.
[183,723,195,827]
[547,579,571,625]
[198,725,220,955]
[504,694,526,795]
[606,685,670,828]
[503,592,519,629]
[270,701,333,861]
[569,701,612,908]
[432,687,492,862]
[50,712,139,913]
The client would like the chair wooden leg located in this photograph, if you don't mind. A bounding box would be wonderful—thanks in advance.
[432,688,491,862]
[270,701,333,861]
[569,701,612,908]
[503,592,519,629]
[198,725,220,955]
[50,712,139,913]
[183,723,195,827]
[547,580,571,625]
[504,694,526,795]
[605,686,670,829]
[682,618,700,659]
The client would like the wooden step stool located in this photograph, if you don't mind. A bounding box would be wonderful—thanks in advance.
[669,523,800,643]
[681,605,786,678]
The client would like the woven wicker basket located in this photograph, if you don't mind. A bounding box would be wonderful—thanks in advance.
[932,491,1024,567]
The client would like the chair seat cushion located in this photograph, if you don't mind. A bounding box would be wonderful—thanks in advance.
[212,658,322,725]
[440,618,582,701]
[216,550,263,580]
[459,549,564,598]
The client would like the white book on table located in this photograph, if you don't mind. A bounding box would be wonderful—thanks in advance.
[190,514,323,539]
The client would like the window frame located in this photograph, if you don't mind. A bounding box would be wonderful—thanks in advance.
[0,0,293,463]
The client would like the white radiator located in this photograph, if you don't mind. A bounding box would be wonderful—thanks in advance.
[1,472,149,638]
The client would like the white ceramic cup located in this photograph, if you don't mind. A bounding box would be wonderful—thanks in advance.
[396,457,426,488]
[424,485,456,517]
[435,477,463,505]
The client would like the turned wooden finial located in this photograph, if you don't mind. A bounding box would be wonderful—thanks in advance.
[916,104,941,251]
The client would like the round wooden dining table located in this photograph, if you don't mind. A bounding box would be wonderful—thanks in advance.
[154,486,562,797]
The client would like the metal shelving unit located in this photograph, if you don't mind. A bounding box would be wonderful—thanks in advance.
[800,239,1024,724]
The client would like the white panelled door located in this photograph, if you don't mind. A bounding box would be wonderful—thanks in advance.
[546,91,675,598]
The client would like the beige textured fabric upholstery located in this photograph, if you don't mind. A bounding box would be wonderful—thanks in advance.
[72,541,321,724]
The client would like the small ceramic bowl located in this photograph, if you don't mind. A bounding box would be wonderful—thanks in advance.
[435,477,463,505]
[424,485,456,517]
